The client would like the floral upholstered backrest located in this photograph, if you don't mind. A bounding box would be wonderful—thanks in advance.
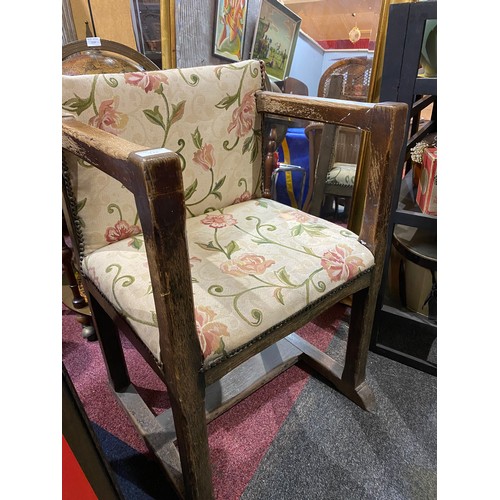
[62,60,264,254]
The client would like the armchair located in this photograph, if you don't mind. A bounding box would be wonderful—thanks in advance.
[62,60,406,499]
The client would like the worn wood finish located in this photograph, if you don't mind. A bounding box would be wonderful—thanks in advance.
[286,332,375,411]
[256,91,375,130]
[62,84,407,498]
[115,385,184,496]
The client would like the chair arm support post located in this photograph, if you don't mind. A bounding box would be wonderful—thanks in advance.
[129,152,214,499]
[356,102,407,266]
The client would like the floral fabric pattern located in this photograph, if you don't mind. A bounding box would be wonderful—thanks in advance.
[62,60,263,254]
[82,199,374,367]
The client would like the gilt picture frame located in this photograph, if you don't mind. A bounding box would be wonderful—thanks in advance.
[214,0,249,62]
[250,0,301,81]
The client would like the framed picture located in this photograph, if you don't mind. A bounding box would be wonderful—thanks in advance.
[250,0,301,81]
[213,0,249,62]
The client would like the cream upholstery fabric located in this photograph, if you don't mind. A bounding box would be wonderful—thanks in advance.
[82,199,374,368]
[62,60,263,254]
[326,162,357,188]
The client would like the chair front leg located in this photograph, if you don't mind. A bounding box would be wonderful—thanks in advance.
[85,289,131,392]
[341,286,377,410]
[166,371,215,499]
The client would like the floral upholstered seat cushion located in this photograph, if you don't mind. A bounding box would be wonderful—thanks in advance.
[82,199,374,368]
[62,60,263,254]
[326,162,357,188]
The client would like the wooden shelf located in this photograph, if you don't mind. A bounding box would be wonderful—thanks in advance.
[371,1,437,374]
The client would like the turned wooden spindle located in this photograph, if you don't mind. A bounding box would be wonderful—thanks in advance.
[62,233,87,309]
[263,125,278,199]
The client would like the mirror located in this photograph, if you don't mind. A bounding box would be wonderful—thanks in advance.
[281,0,384,98]
[273,0,393,231]
[130,0,176,68]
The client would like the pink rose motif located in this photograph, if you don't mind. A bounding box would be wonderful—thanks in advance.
[190,256,202,267]
[220,254,275,277]
[320,244,364,282]
[195,305,229,358]
[193,143,216,171]
[201,213,237,229]
[104,220,141,243]
[227,91,255,137]
[124,72,169,93]
[233,190,252,204]
[280,211,317,224]
[89,97,128,135]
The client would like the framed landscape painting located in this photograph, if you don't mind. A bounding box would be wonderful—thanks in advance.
[214,0,249,62]
[250,0,301,81]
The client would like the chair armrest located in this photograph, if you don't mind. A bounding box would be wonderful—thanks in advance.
[256,91,375,131]
[62,116,181,195]
[62,115,199,370]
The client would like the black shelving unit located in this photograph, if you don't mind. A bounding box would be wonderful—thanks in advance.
[371,1,437,375]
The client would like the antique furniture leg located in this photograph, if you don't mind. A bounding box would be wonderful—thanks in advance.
[62,230,96,340]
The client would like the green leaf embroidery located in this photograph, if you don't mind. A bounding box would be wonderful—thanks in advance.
[225,240,240,258]
[214,337,227,356]
[76,198,87,214]
[211,176,226,200]
[196,241,221,252]
[130,237,143,250]
[213,176,226,192]
[274,287,285,305]
[62,94,93,115]
[143,106,165,129]
[242,136,253,155]
[170,100,186,126]
[215,93,239,110]
[184,179,198,200]
[301,224,327,237]
[215,66,224,80]
[250,143,258,163]
[291,224,327,237]
[291,225,305,236]
[191,127,203,149]
[275,267,295,286]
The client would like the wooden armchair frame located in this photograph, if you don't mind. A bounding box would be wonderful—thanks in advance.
[62,87,406,499]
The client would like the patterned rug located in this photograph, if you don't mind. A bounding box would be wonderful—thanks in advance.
[62,302,436,499]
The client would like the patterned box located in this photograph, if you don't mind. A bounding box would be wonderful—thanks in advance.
[416,147,437,216]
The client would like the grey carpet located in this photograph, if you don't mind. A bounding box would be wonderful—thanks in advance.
[241,324,437,500]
